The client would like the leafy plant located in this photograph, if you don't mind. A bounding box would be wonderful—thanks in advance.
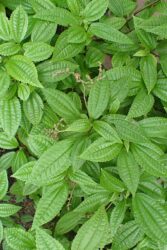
[0,0,167,249]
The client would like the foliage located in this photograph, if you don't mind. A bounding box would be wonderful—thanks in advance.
[0,0,167,249]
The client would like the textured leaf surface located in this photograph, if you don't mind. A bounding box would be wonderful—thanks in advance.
[0,170,8,200]
[0,204,20,217]
[0,42,20,56]
[0,132,18,149]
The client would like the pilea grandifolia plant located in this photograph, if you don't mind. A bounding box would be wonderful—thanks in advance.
[0,0,167,249]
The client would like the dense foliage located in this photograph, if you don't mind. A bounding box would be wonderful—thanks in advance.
[0,0,167,249]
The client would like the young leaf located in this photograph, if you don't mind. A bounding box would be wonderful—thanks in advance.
[0,170,8,200]
[0,12,10,41]
[133,193,167,244]
[18,83,30,101]
[10,5,28,43]
[5,55,43,88]
[0,132,18,149]
[68,26,87,43]
[0,97,21,137]
[71,207,109,250]
[93,120,122,143]
[0,70,10,98]
[67,0,82,15]
[153,78,167,102]
[80,137,122,162]
[140,54,157,93]
[0,204,20,217]
[88,80,110,119]
[32,183,68,228]
[128,89,154,118]
[5,228,35,250]
[81,0,108,22]
[117,149,140,196]
[89,22,133,44]
[0,42,21,56]
[36,228,65,250]
[65,118,91,133]
[23,42,53,62]
[109,0,136,17]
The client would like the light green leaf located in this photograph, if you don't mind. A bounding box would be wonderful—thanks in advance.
[72,207,109,250]
[0,70,10,98]
[13,161,35,182]
[100,169,125,193]
[0,171,8,200]
[0,12,10,41]
[117,149,140,196]
[133,193,167,244]
[0,42,20,56]
[43,88,81,121]
[140,54,157,93]
[0,204,20,217]
[67,0,82,15]
[18,83,30,101]
[5,55,43,88]
[36,228,65,250]
[89,22,133,44]
[0,132,18,149]
[88,80,110,119]
[109,0,136,17]
[5,228,35,250]
[153,78,167,102]
[23,42,53,62]
[32,183,68,228]
[68,26,87,43]
[81,0,108,22]
[10,5,28,43]
[65,118,91,132]
[80,137,122,162]
[0,220,3,243]
[0,97,21,137]
[93,120,122,143]
[30,0,55,11]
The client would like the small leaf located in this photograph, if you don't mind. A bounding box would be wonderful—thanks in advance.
[36,228,65,250]
[18,83,30,101]
[6,55,43,88]
[0,204,20,217]
[68,26,87,43]
[65,118,91,133]
[109,0,136,17]
[0,12,10,41]
[117,149,140,196]
[10,5,28,43]
[0,171,8,200]
[80,137,122,162]
[0,70,10,98]
[0,42,20,56]
[0,132,18,149]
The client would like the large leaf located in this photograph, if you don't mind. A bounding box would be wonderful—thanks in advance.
[30,139,73,185]
[133,193,167,244]
[10,5,28,43]
[88,80,110,119]
[32,183,68,228]
[5,228,35,250]
[89,22,133,44]
[80,137,122,162]
[0,97,21,137]
[81,0,108,22]
[36,228,65,250]
[71,206,109,250]
[117,149,140,196]
[5,55,43,88]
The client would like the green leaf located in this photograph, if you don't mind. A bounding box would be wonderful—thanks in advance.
[117,149,140,196]
[43,88,81,121]
[71,207,109,250]
[133,193,167,244]
[100,169,125,193]
[53,30,84,61]
[36,228,65,250]
[81,0,108,22]
[12,149,28,173]
[0,12,10,41]
[23,42,53,62]
[89,22,133,44]
[0,152,15,171]
[88,80,110,119]
[13,161,35,182]
[30,0,55,11]
[0,42,20,56]
[5,228,35,250]
[0,204,20,217]
[0,132,18,149]
[140,54,157,93]
[68,26,87,43]
[112,220,143,250]
[0,70,10,98]
[0,220,3,243]
[37,60,78,83]
[10,5,28,43]
[67,0,82,15]
[128,89,154,118]
[66,118,91,132]
[80,137,122,162]
[34,7,79,26]
[30,139,73,185]
[109,0,136,17]
[110,200,126,238]
[153,78,167,102]
[93,120,122,143]
[23,92,44,125]
[0,170,8,200]
[5,55,43,88]
[0,97,21,137]
[18,83,30,101]
[32,183,68,228]
[131,142,167,177]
